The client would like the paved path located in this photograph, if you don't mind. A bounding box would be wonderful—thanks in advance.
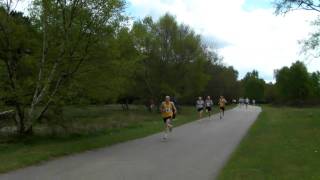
[0,106,261,180]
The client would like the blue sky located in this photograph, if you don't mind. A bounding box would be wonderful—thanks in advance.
[127,0,320,82]
[242,0,272,10]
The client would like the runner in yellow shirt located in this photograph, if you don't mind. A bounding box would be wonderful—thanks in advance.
[160,96,177,141]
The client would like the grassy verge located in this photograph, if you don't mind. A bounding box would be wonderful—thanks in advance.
[218,106,320,180]
[0,105,230,173]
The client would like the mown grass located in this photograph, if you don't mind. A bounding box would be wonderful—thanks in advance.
[218,106,320,180]
[0,105,227,173]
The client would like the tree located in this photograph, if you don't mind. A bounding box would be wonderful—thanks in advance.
[0,0,126,134]
[309,71,320,101]
[274,0,320,60]
[131,14,211,104]
[64,27,140,106]
[265,83,277,103]
[203,64,240,102]
[275,61,315,104]
[242,70,266,101]
[274,0,320,14]
[0,4,41,134]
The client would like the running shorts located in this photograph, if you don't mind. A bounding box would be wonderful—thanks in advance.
[163,116,172,123]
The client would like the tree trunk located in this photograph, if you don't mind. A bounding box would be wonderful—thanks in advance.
[125,99,129,111]
[15,112,25,134]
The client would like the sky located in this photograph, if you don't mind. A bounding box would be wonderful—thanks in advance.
[13,0,320,82]
[126,0,320,82]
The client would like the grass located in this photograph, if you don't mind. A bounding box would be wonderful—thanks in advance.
[0,104,229,174]
[218,105,320,180]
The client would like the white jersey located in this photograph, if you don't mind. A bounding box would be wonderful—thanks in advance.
[196,100,204,109]
[205,99,213,107]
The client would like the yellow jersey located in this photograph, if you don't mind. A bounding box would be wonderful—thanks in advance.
[161,101,176,118]
[219,98,227,107]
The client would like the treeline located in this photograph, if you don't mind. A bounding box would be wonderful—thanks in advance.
[275,61,320,105]
[0,0,239,134]
[241,62,320,105]
[70,15,240,105]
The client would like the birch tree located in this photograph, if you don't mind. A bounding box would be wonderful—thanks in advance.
[0,0,125,134]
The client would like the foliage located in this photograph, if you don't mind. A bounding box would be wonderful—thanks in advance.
[241,70,266,101]
[274,0,320,14]
[275,61,320,104]
[0,1,243,135]
[274,0,320,61]
[203,64,240,102]
[0,0,126,134]
[130,14,213,103]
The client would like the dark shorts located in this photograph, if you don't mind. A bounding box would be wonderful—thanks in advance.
[163,116,172,123]
[197,108,204,112]
[206,107,212,112]
[220,107,225,111]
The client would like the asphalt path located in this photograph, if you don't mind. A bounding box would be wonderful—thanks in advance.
[0,105,261,180]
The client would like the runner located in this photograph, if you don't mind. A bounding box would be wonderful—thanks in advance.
[205,96,213,118]
[218,96,227,119]
[245,97,249,109]
[239,97,244,107]
[196,96,205,118]
[160,96,177,141]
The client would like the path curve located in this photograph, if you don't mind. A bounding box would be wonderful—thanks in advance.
[0,106,261,180]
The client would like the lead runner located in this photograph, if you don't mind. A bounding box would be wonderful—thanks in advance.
[160,96,177,141]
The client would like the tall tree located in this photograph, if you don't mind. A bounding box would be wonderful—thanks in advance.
[0,0,126,134]
[242,70,266,101]
[275,61,314,104]
[203,64,240,102]
[0,4,40,134]
[131,14,211,103]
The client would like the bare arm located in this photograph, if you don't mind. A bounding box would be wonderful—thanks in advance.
[160,103,164,113]
[172,102,177,114]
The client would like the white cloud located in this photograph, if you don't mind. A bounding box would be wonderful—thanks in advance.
[128,0,319,82]
[6,0,31,13]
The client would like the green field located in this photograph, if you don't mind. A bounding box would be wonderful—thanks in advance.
[0,105,227,173]
[218,106,320,180]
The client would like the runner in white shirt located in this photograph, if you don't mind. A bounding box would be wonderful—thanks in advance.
[196,97,205,118]
[205,96,213,118]
[245,98,249,109]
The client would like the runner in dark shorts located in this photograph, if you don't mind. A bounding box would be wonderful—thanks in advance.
[219,96,227,119]
[196,97,205,118]
[197,107,204,112]
[206,106,212,112]
[163,116,172,123]
[220,106,225,112]
[205,96,213,118]
[160,96,177,140]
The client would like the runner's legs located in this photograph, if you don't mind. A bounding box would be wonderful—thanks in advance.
[198,108,203,118]
[163,117,172,139]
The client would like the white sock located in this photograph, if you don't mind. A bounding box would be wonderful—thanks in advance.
[164,133,168,139]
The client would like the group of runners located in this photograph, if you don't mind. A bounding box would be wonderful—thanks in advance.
[160,95,227,141]
[196,96,227,119]
[238,97,255,108]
